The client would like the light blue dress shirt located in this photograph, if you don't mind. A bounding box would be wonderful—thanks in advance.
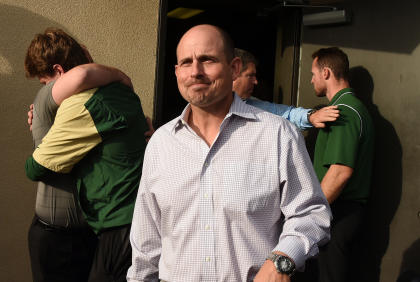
[244,96,312,130]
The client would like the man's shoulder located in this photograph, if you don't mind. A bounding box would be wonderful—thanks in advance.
[60,88,97,109]
[154,117,180,136]
[144,117,179,153]
[32,81,58,129]
[33,81,55,106]
[240,103,300,139]
[96,82,134,95]
[335,94,371,125]
[246,97,281,109]
[87,82,142,111]
[333,91,366,112]
[247,102,292,124]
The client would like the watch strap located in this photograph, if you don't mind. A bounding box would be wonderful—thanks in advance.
[266,253,281,262]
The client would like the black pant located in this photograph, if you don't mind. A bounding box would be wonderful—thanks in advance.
[88,225,132,282]
[28,216,98,282]
[294,201,365,282]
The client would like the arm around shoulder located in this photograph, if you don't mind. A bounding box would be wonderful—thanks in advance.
[308,105,340,128]
[52,63,133,105]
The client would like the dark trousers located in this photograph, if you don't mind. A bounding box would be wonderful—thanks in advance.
[293,201,365,282]
[28,216,98,282]
[88,225,132,282]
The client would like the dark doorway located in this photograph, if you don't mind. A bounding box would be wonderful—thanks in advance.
[154,0,284,127]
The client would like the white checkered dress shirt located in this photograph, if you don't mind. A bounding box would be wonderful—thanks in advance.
[127,94,331,282]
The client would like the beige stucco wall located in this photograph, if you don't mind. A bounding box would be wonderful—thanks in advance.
[0,1,160,281]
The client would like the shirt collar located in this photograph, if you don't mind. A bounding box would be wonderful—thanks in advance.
[235,93,258,103]
[330,88,354,105]
[171,93,257,134]
[229,93,258,120]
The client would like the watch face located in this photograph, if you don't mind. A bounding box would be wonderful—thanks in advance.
[274,256,294,274]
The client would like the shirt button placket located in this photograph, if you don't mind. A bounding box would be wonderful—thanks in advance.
[201,149,216,280]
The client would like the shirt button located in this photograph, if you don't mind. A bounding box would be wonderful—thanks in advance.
[204,193,209,198]
[205,257,211,262]
[205,224,210,230]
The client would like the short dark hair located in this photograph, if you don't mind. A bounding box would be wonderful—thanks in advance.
[24,28,90,78]
[312,47,349,80]
[234,48,258,73]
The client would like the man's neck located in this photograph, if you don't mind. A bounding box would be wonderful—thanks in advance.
[326,80,350,101]
[188,94,233,147]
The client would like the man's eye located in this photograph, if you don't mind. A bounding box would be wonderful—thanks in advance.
[201,57,215,63]
[180,62,192,67]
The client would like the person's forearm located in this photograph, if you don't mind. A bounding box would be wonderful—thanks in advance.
[285,106,312,130]
[321,164,353,203]
[52,63,132,105]
[25,155,60,181]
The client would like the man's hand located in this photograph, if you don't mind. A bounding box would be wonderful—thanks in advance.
[144,116,155,142]
[309,105,339,128]
[254,260,291,282]
[28,104,34,131]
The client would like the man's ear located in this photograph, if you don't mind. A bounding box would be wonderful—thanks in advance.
[231,57,241,81]
[174,64,179,78]
[322,67,331,80]
[52,64,65,76]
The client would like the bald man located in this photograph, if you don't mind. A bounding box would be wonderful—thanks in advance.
[127,25,331,282]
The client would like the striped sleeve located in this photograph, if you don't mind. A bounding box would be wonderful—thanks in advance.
[26,89,102,178]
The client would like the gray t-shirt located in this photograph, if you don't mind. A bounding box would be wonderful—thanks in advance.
[32,81,87,228]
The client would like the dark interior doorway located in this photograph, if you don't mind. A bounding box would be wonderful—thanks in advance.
[154,0,282,127]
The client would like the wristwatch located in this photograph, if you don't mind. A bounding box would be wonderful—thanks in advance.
[266,253,296,276]
[307,109,317,125]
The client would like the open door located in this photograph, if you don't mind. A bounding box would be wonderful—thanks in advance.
[154,0,302,127]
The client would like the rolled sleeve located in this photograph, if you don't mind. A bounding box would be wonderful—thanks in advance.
[274,124,332,269]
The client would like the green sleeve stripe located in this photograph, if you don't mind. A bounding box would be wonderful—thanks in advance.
[25,156,55,181]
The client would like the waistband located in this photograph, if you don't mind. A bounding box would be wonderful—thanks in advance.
[35,216,92,233]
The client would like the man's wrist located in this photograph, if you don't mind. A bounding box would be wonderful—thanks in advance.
[307,109,317,125]
[266,252,296,276]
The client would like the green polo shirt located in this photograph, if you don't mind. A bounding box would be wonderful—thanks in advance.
[314,88,374,203]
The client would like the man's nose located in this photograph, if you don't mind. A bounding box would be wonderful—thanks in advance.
[191,61,204,78]
[253,77,258,85]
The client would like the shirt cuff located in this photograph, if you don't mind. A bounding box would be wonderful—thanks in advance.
[272,235,313,270]
[302,108,313,129]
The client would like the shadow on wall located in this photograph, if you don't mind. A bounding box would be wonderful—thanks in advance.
[349,66,403,282]
[0,4,65,282]
[0,3,66,89]
[0,3,67,138]
[397,238,420,282]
